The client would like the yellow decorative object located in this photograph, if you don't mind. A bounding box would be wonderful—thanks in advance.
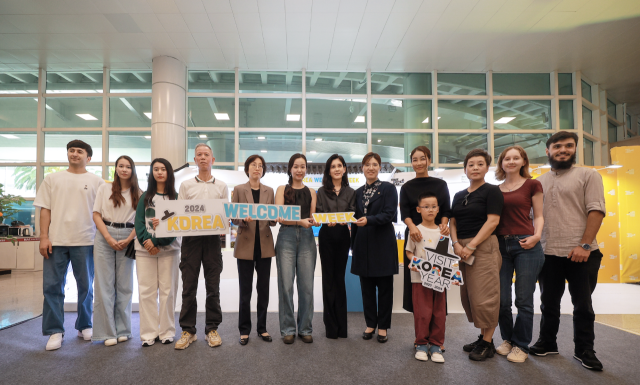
[397,239,405,265]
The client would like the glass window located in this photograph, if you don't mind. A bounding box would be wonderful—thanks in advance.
[0,132,37,162]
[187,131,234,163]
[494,134,551,164]
[0,72,39,94]
[582,106,593,134]
[437,73,486,95]
[306,98,366,129]
[108,165,149,191]
[607,99,616,118]
[626,114,631,129]
[44,166,102,177]
[608,121,617,143]
[371,73,431,95]
[306,72,366,94]
[492,73,550,95]
[239,98,302,128]
[109,71,152,93]
[109,97,152,127]
[583,137,594,166]
[239,132,302,163]
[372,133,432,164]
[44,97,103,128]
[558,73,573,95]
[1,200,35,228]
[239,71,302,93]
[0,166,36,197]
[188,97,234,128]
[305,133,367,164]
[188,71,235,93]
[0,98,38,128]
[44,131,103,162]
[437,100,487,130]
[371,99,431,129]
[108,131,151,163]
[438,134,488,164]
[46,71,103,94]
[493,100,551,130]
[559,100,574,130]
[581,80,592,102]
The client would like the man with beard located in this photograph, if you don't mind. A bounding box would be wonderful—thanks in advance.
[529,131,606,371]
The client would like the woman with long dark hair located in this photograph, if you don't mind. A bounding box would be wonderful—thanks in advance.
[274,153,318,344]
[134,158,181,347]
[92,155,142,346]
[316,154,356,339]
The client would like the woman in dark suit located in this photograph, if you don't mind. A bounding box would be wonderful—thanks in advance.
[231,155,276,345]
[351,152,399,343]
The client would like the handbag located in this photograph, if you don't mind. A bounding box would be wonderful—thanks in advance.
[124,240,136,260]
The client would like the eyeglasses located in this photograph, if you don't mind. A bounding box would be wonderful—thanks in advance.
[418,206,438,211]
[463,193,470,206]
[249,163,264,169]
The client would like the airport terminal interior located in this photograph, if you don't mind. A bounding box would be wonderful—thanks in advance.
[1,0,640,384]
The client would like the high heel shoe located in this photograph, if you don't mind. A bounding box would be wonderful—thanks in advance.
[239,336,249,345]
[258,332,272,342]
[377,330,388,343]
[362,329,375,340]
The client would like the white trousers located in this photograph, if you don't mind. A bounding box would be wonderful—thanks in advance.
[136,252,180,342]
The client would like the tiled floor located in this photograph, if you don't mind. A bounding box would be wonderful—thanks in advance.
[0,271,43,329]
[595,314,640,336]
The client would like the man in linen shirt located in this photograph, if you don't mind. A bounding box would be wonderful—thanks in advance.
[174,143,229,350]
[529,131,606,371]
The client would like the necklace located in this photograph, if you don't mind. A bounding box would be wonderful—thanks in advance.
[503,179,525,192]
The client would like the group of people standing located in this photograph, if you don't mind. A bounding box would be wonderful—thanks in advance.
[34,130,606,371]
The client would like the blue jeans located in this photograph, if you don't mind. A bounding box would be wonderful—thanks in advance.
[92,227,135,341]
[42,245,94,335]
[498,235,544,353]
[275,225,317,336]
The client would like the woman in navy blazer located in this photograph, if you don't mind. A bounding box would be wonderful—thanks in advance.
[351,152,399,343]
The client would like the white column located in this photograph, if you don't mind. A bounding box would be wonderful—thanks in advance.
[151,56,187,168]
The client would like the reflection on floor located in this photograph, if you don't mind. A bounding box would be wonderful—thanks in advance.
[595,314,640,336]
[0,271,43,329]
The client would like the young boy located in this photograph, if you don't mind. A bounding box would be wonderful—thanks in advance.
[405,192,447,363]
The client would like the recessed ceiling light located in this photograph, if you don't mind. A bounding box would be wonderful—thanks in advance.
[315,138,322,141]
[144,135,151,139]
[434,168,445,172]
[199,134,207,139]
[354,116,365,123]
[377,139,382,142]
[1,134,19,139]
[257,136,265,140]
[286,114,300,121]
[214,113,230,120]
[76,114,98,120]
[438,116,441,119]
[144,112,152,119]
[422,117,429,123]
[309,151,317,154]
[390,99,402,107]
[308,160,313,162]
[494,117,516,124]
[458,162,463,164]
[261,150,267,153]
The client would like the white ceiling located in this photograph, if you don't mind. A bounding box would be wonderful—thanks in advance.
[1,0,640,113]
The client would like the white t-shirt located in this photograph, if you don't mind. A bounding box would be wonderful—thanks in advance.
[405,224,443,283]
[93,183,139,224]
[178,176,228,201]
[33,170,105,246]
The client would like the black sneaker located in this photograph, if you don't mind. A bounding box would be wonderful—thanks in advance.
[574,350,603,371]
[529,339,559,356]
[463,334,484,352]
[469,339,495,361]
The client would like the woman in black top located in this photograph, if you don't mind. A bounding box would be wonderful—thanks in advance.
[316,154,356,339]
[351,152,399,343]
[275,153,318,344]
[400,146,451,313]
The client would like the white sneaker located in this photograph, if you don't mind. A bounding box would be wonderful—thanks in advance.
[104,339,117,346]
[142,339,155,347]
[429,346,445,363]
[507,346,529,363]
[415,347,429,361]
[117,336,128,343]
[161,337,174,344]
[46,333,64,351]
[496,340,512,356]
[78,328,92,341]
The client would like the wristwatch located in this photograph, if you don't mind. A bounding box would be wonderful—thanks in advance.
[580,243,591,251]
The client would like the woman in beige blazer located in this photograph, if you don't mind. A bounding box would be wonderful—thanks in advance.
[232,154,276,346]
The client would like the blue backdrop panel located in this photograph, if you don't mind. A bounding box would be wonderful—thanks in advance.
[345,252,364,312]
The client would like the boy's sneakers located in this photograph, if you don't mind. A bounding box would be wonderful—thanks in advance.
[507,346,529,363]
[429,344,445,363]
[175,331,197,350]
[529,339,559,356]
[463,334,484,352]
[574,349,603,371]
[77,328,92,341]
[496,340,512,356]
[469,339,495,361]
[415,345,429,361]
[46,333,64,351]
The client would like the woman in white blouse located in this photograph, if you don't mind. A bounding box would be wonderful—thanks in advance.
[92,155,142,346]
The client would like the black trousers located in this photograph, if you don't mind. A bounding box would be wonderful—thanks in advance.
[538,250,603,352]
[360,275,394,330]
[179,235,223,335]
[318,225,350,338]
[237,257,272,335]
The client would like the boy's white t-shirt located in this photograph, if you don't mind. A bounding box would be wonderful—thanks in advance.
[33,170,105,246]
[93,183,138,224]
[405,224,443,283]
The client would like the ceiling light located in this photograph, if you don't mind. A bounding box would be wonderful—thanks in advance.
[1,134,19,139]
[144,112,152,119]
[214,113,230,120]
[458,162,463,164]
[309,151,317,154]
[390,99,402,107]
[541,164,551,169]
[286,114,300,121]
[433,168,445,173]
[422,117,429,123]
[377,139,382,143]
[144,135,151,139]
[438,117,441,119]
[199,134,207,139]
[257,136,265,140]
[308,160,313,163]
[606,164,623,168]
[76,114,98,120]
[315,138,322,141]
[494,117,516,124]
[261,150,267,153]
[354,116,365,123]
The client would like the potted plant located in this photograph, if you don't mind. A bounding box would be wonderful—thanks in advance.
[0,183,26,245]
